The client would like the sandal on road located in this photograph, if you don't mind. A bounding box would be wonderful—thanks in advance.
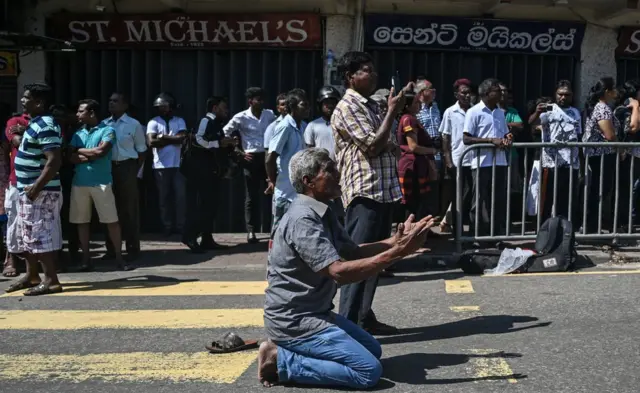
[5,279,40,293]
[206,332,258,354]
[23,283,63,296]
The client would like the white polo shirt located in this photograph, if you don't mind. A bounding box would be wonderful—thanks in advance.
[223,108,276,153]
[463,101,508,169]
[146,116,187,169]
[304,117,335,159]
[439,102,470,168]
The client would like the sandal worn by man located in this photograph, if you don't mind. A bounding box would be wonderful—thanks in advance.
[206,332,258,354]
[23,283,63,296]
[5,280,40,293]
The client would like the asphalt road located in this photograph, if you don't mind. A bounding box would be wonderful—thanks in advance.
[1,258,639,393]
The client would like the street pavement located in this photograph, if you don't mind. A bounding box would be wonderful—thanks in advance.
[1,235,640,392]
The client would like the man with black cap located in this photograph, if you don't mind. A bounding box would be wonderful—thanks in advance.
[146,93,187,237]
[305,86,341,159]
[305,86,345,218]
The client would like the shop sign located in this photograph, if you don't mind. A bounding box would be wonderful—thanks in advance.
[47,13,322,49]
[0,52,18,76]
[617,27,640,57]
[366,14,585,55]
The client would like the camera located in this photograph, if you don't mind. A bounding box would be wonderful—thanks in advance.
[545,105,554,112]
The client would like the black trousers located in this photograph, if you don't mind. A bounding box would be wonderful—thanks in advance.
[243,152,267,233]
[615,155,640,229]
[470,166,508,237]
[60,164,78,254]
[452,166,473,230]
[106,159,140,253]
[585,154,616,233]
[541,166,579,224]
[184,175,218,243]
[338,197,393,327]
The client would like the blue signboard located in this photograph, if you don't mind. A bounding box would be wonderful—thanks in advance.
[366,14,585,55]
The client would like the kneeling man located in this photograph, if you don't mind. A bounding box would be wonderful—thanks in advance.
[260,148,434,389]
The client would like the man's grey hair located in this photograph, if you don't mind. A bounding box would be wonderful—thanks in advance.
[289,148,333,194]
[478,78,501,97]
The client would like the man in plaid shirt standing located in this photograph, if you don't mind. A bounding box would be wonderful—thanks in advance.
[415,80,444,220]
[331,51,409,335]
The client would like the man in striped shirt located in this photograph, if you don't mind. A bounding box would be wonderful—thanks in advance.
[331,51,408,335]
[5,83,64,296]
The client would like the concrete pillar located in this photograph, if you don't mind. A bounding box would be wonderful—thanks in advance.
[17,7,47,107]
[577,24,618,107]
[324,15,355,86]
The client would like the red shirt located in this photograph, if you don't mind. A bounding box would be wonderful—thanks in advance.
[5,113,30,186]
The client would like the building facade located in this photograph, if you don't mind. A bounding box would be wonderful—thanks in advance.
[6,0,640,232]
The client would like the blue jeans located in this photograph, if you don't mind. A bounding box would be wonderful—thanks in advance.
[274,313,383,389]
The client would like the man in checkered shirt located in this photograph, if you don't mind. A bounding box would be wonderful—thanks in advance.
[331,51,409,335]
[415,79,444,217]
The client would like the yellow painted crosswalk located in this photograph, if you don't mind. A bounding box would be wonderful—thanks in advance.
[0,309,264,330]
[0,352,258,383]
[0,277,522,387]
[1,280,268,297]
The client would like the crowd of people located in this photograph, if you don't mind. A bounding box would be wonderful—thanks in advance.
[257,51,640,389]
[0,47,637,387]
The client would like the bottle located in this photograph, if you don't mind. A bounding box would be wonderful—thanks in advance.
[326,49,334,68]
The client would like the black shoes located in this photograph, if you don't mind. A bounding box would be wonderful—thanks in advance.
[247,232,258,244]
[183,240,205,254]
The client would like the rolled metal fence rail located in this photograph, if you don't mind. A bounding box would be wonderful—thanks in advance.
[455,142,640,253]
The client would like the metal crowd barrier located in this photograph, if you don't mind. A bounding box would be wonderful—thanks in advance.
[454,142,640,253]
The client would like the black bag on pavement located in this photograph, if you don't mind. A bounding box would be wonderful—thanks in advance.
[457,216,576,274]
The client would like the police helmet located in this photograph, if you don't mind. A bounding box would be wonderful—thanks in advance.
[153,92,176,109]
[317,86,341,103]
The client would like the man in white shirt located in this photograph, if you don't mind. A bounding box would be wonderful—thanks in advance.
[103,92,147,261]
[463,78,511,239]
[224,87,276,243]
[146,93,187,237]
[305,86,341,159]
[440,79,473,232]
[305,86,344,217]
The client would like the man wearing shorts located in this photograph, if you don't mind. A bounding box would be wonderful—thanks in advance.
[69,99,129,271]
[2,112,29,278]
[5,83,63,296]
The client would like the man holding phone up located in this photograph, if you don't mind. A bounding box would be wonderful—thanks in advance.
[331,51,410,335]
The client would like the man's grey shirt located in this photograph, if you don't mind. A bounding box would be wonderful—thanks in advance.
[264,194,358,341]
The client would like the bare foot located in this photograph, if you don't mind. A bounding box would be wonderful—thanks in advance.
[258,340,278,388]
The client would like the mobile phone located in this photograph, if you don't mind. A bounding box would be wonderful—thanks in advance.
[391,71,401,96]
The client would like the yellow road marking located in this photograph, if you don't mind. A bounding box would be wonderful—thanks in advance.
[1,281,267,297]
[469,349,518,383]
[0,352,257,383]
[445,280,474,293]
[482,270,640,277]
[0,309,264,330]
[450,306,480,312]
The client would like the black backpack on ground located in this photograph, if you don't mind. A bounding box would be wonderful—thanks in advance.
[457,216,576,274]
[524,216,576,273]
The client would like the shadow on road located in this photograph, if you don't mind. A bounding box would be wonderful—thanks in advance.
[55,275,198,294]
[377,315,552,345]
[382,351,526,385]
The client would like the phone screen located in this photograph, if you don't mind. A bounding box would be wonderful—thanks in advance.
[391,71,401,96]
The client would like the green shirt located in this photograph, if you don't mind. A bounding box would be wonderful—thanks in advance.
[71,122,116,186]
